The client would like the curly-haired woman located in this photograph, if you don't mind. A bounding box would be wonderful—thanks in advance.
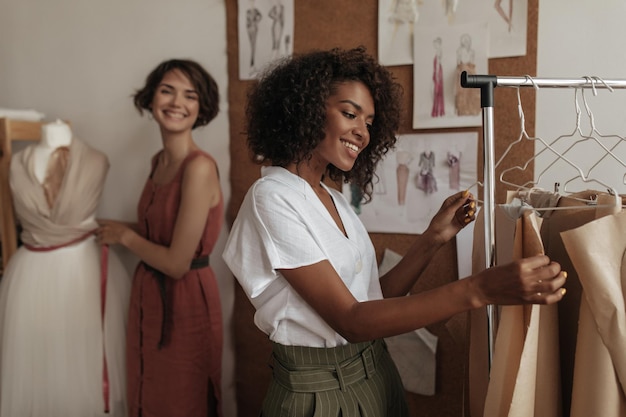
[223,47,567,417]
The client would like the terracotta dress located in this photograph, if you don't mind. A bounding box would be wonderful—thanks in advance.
[126,150,224,417]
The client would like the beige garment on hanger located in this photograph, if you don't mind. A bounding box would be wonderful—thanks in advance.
[561,199,625,417]
[468,204,540,417]
[481,210,562,417]
[538,191,621,416]
[469,191,620,417]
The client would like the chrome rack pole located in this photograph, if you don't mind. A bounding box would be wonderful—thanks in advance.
[460,72,498,368]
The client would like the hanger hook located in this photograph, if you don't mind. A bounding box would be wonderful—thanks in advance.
[524,74,540,90]
[592,76,614,93]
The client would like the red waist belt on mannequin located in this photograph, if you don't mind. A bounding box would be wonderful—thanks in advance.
[24,230,111,414]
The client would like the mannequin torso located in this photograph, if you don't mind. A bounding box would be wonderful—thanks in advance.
[33,119,72,184]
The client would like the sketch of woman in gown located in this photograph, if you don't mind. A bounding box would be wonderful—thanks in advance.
[0,123,130,417]
[415,150,438,194]
[444,0,459,23]
[246,5,262,68]
[495,0,513,32]
[269,2,284,59]
[455,33,481,116]
[388,0,419,39]
[396,149,413,205]
[431,37,445,118]
[447,151,461,190]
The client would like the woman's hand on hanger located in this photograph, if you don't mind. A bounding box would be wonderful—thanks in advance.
[470,254,568,305]
[423,189,476,245]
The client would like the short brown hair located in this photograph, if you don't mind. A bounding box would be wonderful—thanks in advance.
[133,59,219,129]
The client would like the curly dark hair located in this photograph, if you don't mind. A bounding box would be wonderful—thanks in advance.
[133,59,219,129]
[245,46,403,202]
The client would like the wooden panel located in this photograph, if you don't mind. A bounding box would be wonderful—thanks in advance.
[0,118,42,272]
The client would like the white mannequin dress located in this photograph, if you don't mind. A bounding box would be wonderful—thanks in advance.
[0,134,130,417]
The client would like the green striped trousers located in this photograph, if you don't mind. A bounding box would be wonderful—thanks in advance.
[261,339,409,417]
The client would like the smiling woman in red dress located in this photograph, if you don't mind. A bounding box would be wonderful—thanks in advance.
[96,59,224,417]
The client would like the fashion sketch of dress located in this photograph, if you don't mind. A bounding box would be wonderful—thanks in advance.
[396,150,413,205]
[431,37,445,118]
[269,3,284,58]
[447,151,461,190]
[415,151,438,194]
[495,0,513,32]
[246,6,262,68]
[455,34,481,116]
[388,0,419,39]
[0,138,130,417]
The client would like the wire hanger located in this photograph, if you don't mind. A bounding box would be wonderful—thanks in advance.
[531,85,618,194]
[497,76,622,211]
[564,77,626,188]
[497,76,588,194]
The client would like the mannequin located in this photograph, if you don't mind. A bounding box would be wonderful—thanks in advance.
[33,119,72,184]
[0,124,130,417]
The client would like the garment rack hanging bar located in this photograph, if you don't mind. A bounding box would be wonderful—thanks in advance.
[462,73,626,89]
[460,72,626,370]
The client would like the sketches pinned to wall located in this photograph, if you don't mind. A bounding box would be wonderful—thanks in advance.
[378,0,420,66]
[490,0,528,58]
[412,22,488,129]
[344,132,478,234]
[238,0,294,80]
[378,0,528,66]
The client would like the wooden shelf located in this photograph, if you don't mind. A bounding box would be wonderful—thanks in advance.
[0,118,43,271]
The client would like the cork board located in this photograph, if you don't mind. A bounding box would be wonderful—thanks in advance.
[224,1,538,416]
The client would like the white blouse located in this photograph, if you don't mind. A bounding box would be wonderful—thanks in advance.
[223,166,382,347]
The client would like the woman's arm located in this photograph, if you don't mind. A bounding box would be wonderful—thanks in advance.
[97,155,221,279]
[379,190,475,298]
[279,254,566,343]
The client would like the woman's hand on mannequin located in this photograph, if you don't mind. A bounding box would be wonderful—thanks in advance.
[95,219,135,246]
[423,189,476,244]
[468,254,568,306]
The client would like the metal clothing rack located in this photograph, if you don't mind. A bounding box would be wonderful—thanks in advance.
[460,72,626,367]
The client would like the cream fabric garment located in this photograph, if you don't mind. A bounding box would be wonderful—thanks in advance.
[539,191,620,416]
[561,198,625,417]
[482,210,561,417]
[469,205,518,417]
[10,137,108,246]
[0,137,129,417]
[472,191,622,417]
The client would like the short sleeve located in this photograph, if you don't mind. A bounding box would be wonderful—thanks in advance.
[222,179,327,299]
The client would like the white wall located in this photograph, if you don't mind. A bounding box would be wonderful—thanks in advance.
[536,0,626,195]
[0,0,236,415]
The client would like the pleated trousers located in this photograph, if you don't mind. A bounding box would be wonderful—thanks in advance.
[261,339,409,417]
